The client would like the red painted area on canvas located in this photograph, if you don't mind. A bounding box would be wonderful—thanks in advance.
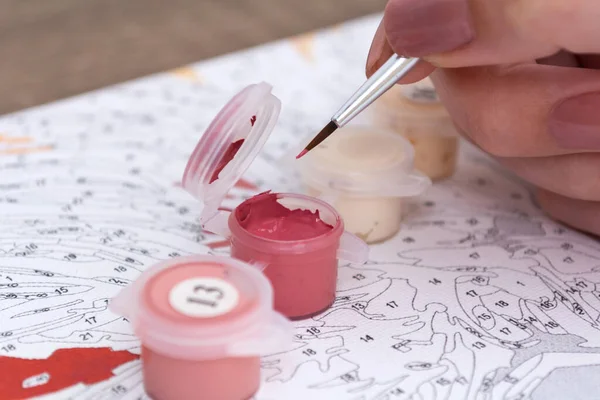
[0,347,138,399]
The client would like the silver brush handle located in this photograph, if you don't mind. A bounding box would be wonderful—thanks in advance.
[332,54,419,127]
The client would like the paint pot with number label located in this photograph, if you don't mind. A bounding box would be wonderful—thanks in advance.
[368,77,460,181]
[291,126,431,244]
[181,82,369,320]
[109,255,292,400]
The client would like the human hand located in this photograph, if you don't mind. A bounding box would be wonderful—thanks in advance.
[366,0,600,236]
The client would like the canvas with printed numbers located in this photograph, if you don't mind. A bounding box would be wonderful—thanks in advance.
[1,14,600,400]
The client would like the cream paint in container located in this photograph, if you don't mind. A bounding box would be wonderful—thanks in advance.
[293,127,431,244]
[109,255,292,400]
[181,82,369,320]
[369,77,460,181]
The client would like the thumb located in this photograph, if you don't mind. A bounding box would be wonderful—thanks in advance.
[379,0,600,68]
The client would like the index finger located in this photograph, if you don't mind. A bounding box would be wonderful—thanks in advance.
[366,19,436,80]
[382,0,600,67]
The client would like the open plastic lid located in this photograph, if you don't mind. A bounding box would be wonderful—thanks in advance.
[182,82,281,224]
[294,126,431,197]
[109,255,292,360]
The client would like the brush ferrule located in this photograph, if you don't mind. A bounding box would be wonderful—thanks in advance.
[332,55,419,127]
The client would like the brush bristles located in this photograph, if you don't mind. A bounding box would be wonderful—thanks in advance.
[296,121,338,159]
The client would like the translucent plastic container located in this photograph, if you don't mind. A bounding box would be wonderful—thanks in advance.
[293,127,431,243]
[181,82,369,319]
[369,77,459,181]
[109,255,292,400]
[227,191,366,318]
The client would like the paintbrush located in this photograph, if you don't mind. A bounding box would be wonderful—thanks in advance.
[296,54,419,159]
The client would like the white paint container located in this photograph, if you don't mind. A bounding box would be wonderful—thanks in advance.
[295,127,431,244]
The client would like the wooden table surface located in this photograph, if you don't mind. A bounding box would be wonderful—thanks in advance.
[0,0,385,115]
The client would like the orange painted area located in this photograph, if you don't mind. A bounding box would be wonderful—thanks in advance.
[169,66,203,83]
[0,347,139,399]
[206,240,230,249]
[0,134,33,144]
[174,178,258,194]
[0,145,53,155]
[290,33,315,62]
[234,178,258,191]
[0,134,53,155]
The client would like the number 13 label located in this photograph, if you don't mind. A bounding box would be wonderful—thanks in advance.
[169,277,239,318]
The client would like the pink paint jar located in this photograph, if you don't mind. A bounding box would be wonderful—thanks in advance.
[181,82,369,320]
[228,191,365,319]
[109,255,292,400]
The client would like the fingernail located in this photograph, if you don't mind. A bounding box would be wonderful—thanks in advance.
[366,20,393,77]
[384,0,474,57]
[549,92,600,149]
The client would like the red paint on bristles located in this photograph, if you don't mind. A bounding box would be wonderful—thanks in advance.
[296,149,308,159]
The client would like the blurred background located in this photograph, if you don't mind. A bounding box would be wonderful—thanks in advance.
[1,0,386,115]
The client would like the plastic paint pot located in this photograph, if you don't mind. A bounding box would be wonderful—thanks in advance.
[109,255,292,400]
[227,191,366,319]
[370,77,460,181]
[293,127,431,244]
[181,82,369,319]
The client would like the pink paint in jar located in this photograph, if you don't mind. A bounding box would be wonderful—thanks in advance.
[109,255,292,400]
[229,190,360,319]
[181,82,369,320]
